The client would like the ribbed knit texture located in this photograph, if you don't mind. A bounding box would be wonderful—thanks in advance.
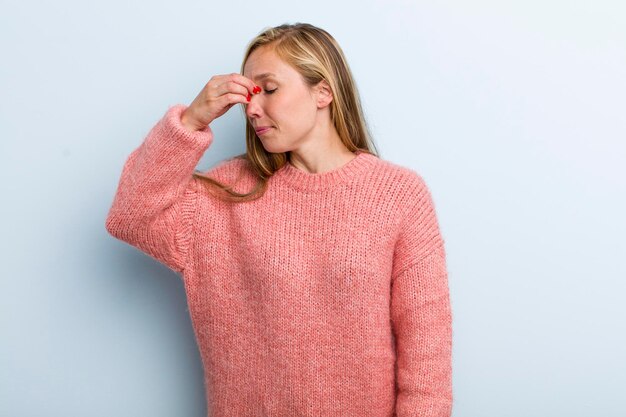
[105,104,453,417]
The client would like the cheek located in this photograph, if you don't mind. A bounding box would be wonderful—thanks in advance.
[281,94,314,119]
[268,91,314,127]
[266,97,293,123]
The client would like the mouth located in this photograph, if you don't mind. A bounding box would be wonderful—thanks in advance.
[255,127,273,135]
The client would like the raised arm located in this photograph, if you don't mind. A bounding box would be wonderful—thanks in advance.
[390,174,453,417]
[105,104,214,274]
[105,74,260,274]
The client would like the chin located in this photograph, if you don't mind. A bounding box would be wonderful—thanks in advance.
[259,140,291,154]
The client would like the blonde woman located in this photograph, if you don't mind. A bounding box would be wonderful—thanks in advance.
[106,22,452,417]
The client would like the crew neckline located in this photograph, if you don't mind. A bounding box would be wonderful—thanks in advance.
[273,150,378,192]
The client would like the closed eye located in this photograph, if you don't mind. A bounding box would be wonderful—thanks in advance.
[265,88,277,94]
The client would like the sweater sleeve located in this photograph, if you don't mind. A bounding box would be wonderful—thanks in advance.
[105,104,214,274]
[390,175,453,417]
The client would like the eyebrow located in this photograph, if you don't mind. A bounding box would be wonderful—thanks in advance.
[250,72,277,81]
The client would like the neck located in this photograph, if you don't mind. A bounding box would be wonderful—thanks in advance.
[288,123,354,174]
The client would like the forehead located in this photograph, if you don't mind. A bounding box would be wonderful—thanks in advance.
[243,48,286,80]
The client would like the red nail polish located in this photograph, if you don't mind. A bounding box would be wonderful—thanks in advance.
[247,92,251,101]
[253,86,261,94]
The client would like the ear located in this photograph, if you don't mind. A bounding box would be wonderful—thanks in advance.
[314,80,333,108]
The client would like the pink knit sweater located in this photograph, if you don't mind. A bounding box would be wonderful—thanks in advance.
[105,104,453,417]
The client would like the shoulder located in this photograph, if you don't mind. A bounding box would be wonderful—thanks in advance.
[191,155,260,198]
[196,154,253,184]
[368,155,431,202]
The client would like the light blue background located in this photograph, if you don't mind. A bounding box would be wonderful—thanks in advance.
[1,1,625,416]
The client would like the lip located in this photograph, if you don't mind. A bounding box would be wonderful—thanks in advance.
[255,127,273,135]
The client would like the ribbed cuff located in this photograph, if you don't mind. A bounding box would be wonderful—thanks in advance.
[159,104,214,149]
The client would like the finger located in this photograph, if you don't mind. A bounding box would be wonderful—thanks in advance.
[230,73,261,96]
[222,93,248,107]
[218,80,250,101]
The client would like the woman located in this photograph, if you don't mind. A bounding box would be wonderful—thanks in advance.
[106,22,452,417]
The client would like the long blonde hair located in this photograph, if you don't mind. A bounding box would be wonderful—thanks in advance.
[193,22,379,202]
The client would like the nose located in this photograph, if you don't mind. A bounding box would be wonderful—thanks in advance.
[245,92,263,119]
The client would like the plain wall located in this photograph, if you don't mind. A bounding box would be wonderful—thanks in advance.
[1,0,625,416]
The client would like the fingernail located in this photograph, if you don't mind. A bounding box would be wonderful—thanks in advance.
[247,92,251,101]
[253,86,261,94]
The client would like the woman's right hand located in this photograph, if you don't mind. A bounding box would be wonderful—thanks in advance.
[180,73,260,132]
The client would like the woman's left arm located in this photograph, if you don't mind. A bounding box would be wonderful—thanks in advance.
[390,174,453,417]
